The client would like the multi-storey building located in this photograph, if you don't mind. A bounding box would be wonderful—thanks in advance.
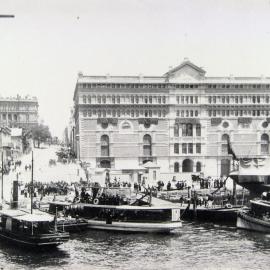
[0,95,39,129]
[73,59,270,181]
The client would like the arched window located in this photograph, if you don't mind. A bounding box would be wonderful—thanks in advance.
[101,135,110,157]
[174,162,179,173]
[196,162,201,172]
[182,159,193,172]
[221,134,230,154]
[196,124,201,136]
[143,134,152,156]
[261,134,269,154]
[174,124,179,137]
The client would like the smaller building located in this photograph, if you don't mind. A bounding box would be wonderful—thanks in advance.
[0,127,12,163]
[11,128,23,159]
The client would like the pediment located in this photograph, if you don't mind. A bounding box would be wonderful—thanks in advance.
[164,60,206,82]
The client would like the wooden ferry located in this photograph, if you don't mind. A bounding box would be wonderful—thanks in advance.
[237,199,270,233]
[0,209,69,248]
[49,185,182,233]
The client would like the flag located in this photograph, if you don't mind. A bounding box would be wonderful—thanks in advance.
[227,139,238,161]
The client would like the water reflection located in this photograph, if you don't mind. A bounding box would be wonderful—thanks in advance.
[0,223,269,270]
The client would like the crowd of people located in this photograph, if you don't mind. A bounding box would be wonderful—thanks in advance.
[21,180,71,199]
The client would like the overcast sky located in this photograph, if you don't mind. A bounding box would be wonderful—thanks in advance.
[1,0,270,137]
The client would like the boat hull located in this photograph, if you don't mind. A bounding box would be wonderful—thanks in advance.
[0,231,70,248]
[237,211,270,233]
[87,220,182,233]
[57,221,89,233]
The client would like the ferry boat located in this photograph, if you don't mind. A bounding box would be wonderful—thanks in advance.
[0,209,70,248]
[237,197,270,233]
[47,201,89,232]
[68,203,182,233]
[67,187,182,233]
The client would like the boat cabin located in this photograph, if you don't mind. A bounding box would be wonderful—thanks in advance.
[68,204,180,223]
[0,210,55,235]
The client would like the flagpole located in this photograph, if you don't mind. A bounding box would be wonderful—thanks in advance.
[1,152,3,201]
[31,151,34,214]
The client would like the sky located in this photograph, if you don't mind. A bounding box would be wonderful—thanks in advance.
[1,0,270,137]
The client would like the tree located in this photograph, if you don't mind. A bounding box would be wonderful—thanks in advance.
[31,124,52,148]
[22,128,32,153]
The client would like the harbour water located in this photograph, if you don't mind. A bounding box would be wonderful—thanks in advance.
[0,221,269,270]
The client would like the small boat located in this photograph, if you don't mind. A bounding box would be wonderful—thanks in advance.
[69,187,182,233]
[48,201,89,232]
[0,209,70,248]
[237,198,270,233]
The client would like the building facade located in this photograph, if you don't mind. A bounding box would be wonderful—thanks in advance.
[0,95,39,129]
[73,60,270,180]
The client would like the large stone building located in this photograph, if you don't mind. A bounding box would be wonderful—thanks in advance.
[73,59,270,182]
[0,95,39,129]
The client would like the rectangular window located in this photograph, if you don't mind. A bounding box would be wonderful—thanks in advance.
[182,124,193,136]
[174,143,179,154]
[196,124,201,136]
[174,125,179,137]
[188,143,193,154]
[153,171,156,181]
[196,143,201,154]
[181,96,184,104]
[195,96,198,103]
[182,143,187,154]
[162,96,166,104]
[221,144,228,154]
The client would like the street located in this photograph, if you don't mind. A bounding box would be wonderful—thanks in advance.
[1,145,84,203]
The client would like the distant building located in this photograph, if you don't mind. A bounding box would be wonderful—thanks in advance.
[0,95,39,129]
[11,128,23,159]
[73,59,270,182]
[0,127,12,163]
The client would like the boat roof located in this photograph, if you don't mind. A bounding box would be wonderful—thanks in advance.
[250,200,270,208]
[0,209,54,222]
[14,214,54,222]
